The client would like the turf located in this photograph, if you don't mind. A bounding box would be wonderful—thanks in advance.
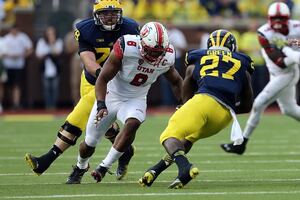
[0,113,299,200]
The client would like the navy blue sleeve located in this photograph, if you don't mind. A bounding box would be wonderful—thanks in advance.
[185,50,196,67]
[238,52,255,75]
[122,17,140,35]
[75,21,96,54]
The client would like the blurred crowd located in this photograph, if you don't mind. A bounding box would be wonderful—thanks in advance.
[120,0,298,23]
[0,0,299,26]
[0,0,33,25]
[0,23,80,113]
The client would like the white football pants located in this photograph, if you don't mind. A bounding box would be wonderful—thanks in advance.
[84,91,147,147]
[243,64,300,138]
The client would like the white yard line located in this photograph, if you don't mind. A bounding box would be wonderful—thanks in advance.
[1,191,300,199]
[1,168,300,176]
[2,151,300,160]
[1,178,300,186]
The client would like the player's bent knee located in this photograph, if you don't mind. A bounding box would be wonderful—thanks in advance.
[79,142,95,157]
[125,118,141,132]
[252,99,265,112]
[58,121,82,146]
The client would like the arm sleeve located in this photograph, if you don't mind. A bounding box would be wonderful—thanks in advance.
[74,28,96,54]
[282,46,300,65]
[257,31,287,68]
[113,36,125,60]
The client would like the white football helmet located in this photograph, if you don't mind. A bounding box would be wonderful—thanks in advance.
[139,22,169,63]
[268,2,290,34]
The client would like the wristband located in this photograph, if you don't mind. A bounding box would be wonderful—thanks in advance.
[97,100,107,112]
[176,99,183,110]
[95,68,101,77]
[177,99,183,105]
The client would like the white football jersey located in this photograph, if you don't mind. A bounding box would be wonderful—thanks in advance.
[258,20,300,75]
[107,34,176,99]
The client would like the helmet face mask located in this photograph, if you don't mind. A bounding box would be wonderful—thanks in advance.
[269,16,289,33]
[207,29,237,52]
[93,0,123,30]
[268,2,290,34]
[139,22,169,63]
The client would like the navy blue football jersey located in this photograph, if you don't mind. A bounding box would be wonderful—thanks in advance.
[185,49,254,110]
[74,17,139,85]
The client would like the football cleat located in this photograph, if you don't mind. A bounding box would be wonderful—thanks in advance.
[91,165,110,183]
[220,139,248,155]
[66,165,89,184]
[116,164,128,181]
[138,170,156,187]
[116,145,135,180]
[168,165,199,189]
[24,153,42,176]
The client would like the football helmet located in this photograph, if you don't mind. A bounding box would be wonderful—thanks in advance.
[207,29,237,52]
[139,22,169,63]
[93,0,123,30]
[268,2,290,34]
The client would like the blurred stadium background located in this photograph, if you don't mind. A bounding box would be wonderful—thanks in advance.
[0,0,299,112]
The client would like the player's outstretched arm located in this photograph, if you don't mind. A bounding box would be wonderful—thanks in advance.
[95,49,122,120]
[163,66,183,103]
[258,32,287,68]
[236,71,253,114]
[80,51,102,77]
[182,65,197,103]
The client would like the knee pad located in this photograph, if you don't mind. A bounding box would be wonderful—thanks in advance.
[105,122,120,141]
[57,121,82,146]
[252,98,265,112]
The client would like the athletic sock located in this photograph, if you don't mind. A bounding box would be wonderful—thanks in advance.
[149,154,173,175]
[77,155,90,169]
[100,146,124,169]
[172,150,191,175]
[35,145,62,173]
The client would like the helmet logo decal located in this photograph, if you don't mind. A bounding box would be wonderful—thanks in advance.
[140,26,150,38]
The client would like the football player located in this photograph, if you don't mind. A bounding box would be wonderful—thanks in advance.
[139,29,254,189]
[24,0,139,183]
[221,2,300,155]
[79,21,183,183]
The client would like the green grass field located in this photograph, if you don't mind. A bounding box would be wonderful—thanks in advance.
[0,113,299,200]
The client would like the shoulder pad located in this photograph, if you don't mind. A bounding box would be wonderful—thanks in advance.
[236,52,255,74]
[121,17,140,34]
[75,18,94,30]
[74,18,95,42]
[185,49,205,67]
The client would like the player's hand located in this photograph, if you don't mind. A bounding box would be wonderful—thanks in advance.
[94,108,108,124]
[175,104,182,110]
[271,37,288,49]
[288,38,300,48]
[95,100,107,124]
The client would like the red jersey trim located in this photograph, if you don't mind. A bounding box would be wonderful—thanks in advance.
[113,39,123,60]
